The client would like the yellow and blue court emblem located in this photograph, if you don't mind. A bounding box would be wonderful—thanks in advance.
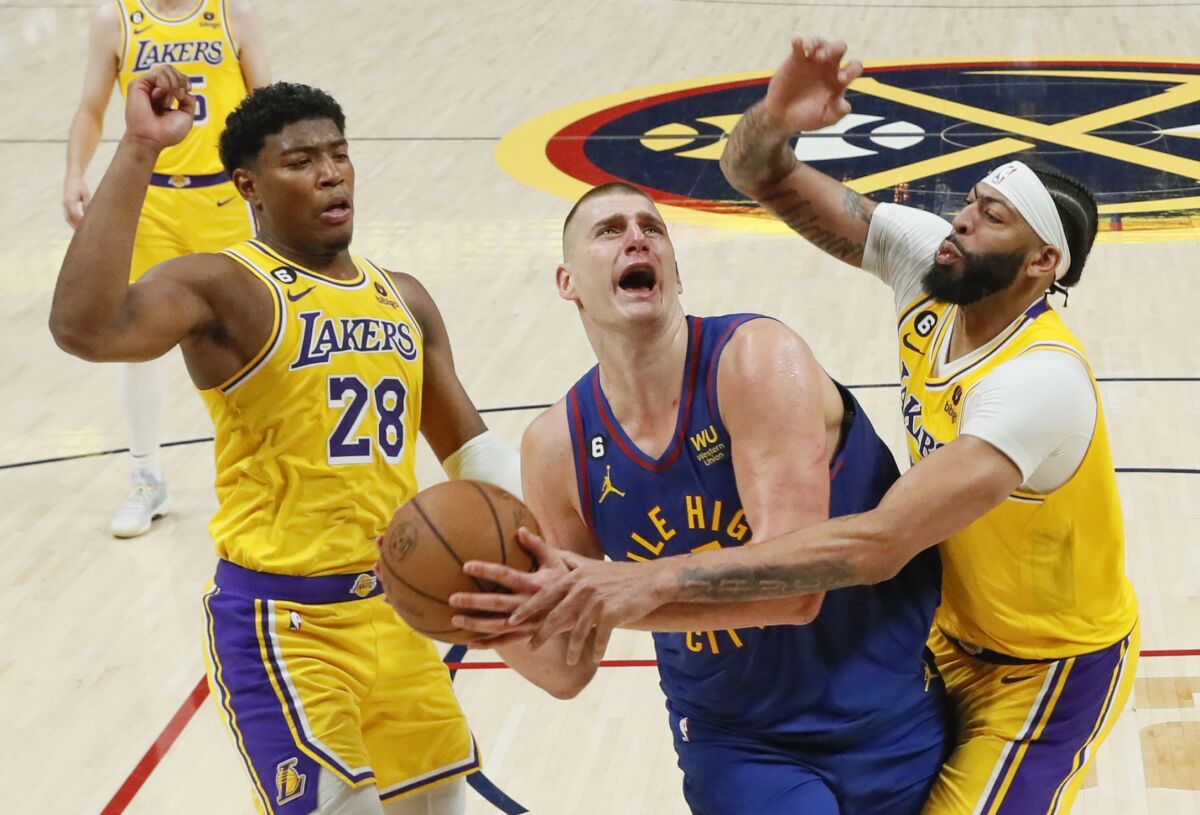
[498,57,1200,243]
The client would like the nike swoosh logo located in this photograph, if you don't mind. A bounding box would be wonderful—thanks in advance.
[902,332,922,354]
[216,197,235,207]
[1000,675,1037,684]
[287,286,316,302]
[133,26,152,34]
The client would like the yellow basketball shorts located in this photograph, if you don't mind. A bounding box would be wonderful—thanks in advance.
[202,560,478,814]
[131,173,253,282]
[922,623,1139,815]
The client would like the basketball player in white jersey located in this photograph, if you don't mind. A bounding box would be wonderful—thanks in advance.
[63,0,269,537]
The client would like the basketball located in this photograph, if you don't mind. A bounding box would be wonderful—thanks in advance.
[377,479,539,644]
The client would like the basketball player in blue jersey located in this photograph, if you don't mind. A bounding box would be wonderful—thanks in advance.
[49,65,587,815]
[64,0,270,538]
[451,181,950,814]
[494,39,1139,815]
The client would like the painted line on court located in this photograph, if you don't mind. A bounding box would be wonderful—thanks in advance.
[99,676,209,815]
[5,377,1199,472]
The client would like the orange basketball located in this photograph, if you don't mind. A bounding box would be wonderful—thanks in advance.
[377,480,538,644]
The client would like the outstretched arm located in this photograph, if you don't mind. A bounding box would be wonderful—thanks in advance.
[720,37,876,267]
[51,66,219,362]
[510,434,1022,656]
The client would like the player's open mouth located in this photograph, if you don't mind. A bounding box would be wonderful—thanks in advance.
[618,263,657,294]
[320,198,352,225]
[935,239,962,265]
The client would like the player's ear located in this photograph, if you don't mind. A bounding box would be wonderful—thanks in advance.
[231,167,260,208]
[1026,244,1059,281]
[556,263,579,302]
[674,261,683,294]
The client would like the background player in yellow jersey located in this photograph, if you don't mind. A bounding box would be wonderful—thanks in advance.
[63,0,269,538]
[491,38,1139,815]
[49,66,586,814]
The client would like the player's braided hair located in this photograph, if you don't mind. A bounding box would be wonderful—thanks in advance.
[1024,161,1099,289]
[219,82,346,173]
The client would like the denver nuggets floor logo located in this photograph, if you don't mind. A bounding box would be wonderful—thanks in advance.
[497,58,1200,242]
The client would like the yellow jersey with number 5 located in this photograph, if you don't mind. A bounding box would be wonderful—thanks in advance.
[114,0,246,176]
[199,241,425,576]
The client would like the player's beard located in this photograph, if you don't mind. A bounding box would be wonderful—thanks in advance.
[922,244,1023,306]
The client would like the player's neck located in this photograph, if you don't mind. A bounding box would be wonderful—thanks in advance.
[144,0,202,18]
[592,312,690,436]
[949,285,1046,362]
[254,232,357,279]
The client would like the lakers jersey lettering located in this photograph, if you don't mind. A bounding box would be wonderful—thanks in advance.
[201,241,425,576]
[895,295,1137,658]
[291,311,419,369]
[131,38,224,71]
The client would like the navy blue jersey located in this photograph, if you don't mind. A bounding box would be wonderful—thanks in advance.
[566,314,943,742]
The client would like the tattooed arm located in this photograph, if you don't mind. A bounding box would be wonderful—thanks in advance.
[509,434,1020,661]
[719,37,875,266]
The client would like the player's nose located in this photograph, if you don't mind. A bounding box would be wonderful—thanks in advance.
[315,155,344,186]
[624,223,649,251]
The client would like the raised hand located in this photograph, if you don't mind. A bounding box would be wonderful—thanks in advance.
[762,37,863,134]
[124,65,196,151]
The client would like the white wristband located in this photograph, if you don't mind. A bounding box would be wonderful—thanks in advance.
[441,430,523,499]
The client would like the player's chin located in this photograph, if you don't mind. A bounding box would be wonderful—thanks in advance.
[319,223,354,253]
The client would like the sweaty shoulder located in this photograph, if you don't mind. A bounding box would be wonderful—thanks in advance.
[862,203,952,313]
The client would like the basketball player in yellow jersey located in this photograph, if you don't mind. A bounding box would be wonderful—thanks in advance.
[50,66,588,814]
[64,0,269,538]
[499,38,1140,815]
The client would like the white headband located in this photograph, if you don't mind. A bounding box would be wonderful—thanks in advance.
[981,161,1071,281]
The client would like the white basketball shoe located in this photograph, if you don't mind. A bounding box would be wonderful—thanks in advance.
[110,470,171,538]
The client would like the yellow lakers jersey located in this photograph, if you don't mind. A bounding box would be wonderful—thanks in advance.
[896,296,1137,659]
[200,240,425,576]
[115,0,246,176]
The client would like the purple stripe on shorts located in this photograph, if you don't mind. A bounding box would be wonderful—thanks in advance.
[207,589,323,813]
[993,634,1130,815]
[256,600,375,786]
[978,658,1067,815]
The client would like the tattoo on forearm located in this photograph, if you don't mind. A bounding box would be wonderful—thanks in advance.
[842,189,874,225]
[758,187,865,263]
[675,561,858,601]
[721,104,797,191]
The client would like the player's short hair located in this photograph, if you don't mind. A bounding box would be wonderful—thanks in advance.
[219,82,346,173]
[562,182,654,252]
[1025,162,1099,288]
